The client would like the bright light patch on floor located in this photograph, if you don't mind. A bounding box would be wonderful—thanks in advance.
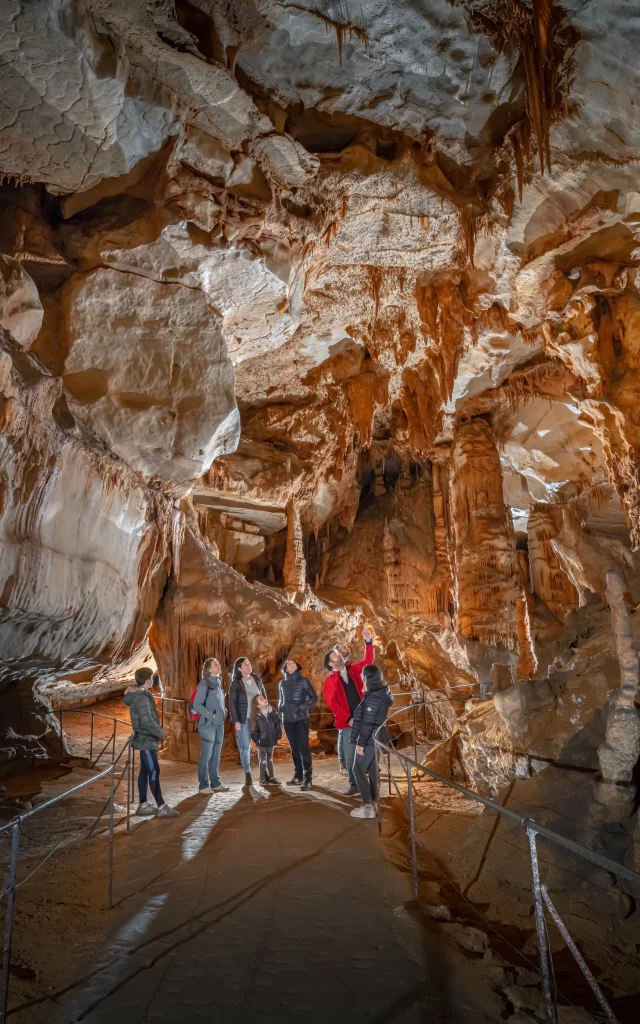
[181,791,243,861]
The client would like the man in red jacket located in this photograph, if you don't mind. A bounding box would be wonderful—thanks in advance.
[323,627,374,795]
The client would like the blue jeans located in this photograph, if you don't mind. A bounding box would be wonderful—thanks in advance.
[198,723,225,789]
[235,721,252,773]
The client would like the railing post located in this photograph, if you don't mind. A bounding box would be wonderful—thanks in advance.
[406,764,419,901]
[413,704,417,762]
[387,750,391,796]
[59,709,63,757]
[126,743,131,834]
[525,823,554,1024]
[1,819,21,1023]
[184,701,191,764]
[108,765,115,910]
[112,719,117,762]
[423,693,428,740]
[89,714,94,764]
[375,743,382,836]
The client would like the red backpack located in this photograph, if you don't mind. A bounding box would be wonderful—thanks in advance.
[189,686,200,722]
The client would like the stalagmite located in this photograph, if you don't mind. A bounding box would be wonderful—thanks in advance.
[598,569,640,784]
[283,497,307,598]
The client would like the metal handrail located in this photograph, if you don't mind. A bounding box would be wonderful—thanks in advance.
[374,691,640,1024]
[58,698,195,765]
[0,734,136,1022]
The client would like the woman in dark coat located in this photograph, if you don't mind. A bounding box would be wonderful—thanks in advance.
[278,659,318,791]
[229,657,266,786]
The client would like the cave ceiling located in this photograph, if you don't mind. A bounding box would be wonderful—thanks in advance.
[1,0,640,728]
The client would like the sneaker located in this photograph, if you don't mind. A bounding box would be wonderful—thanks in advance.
[156,804,179,818]
[259,776,269,786]
[300,778,312,791]
[199,786,214,794]
[345,785,359,796]
[286,777,303,786]
[339,762,349,776]
[245,772,253,786]
[135,802,156,817]
[266,776,280,785]
[351,804,376,819]
[211,784,229,792]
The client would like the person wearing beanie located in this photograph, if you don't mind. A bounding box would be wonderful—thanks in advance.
[349,663,394,820]
[123,667,179,818]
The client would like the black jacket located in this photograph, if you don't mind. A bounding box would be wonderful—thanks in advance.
[251,707,283,748]
[350,681,394,747]
[229,673,266,724]
[278,667,318,724]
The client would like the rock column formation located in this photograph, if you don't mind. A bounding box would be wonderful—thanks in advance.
[283,498,307,599]
[450,417,534,674]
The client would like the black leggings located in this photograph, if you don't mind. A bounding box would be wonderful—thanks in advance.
[284,720,312,777]
[138,749,164,806]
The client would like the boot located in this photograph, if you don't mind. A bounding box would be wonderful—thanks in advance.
[267,775,280,785]
[300,772,312,792]
[259,776,268,786]
[245,772,253,786]
[286,776,303,786]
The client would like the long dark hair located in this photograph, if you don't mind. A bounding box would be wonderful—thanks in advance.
[362,664,385,691]
[232,657,261,688]
[249,694,267,733]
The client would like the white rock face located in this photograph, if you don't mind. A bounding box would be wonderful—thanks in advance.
[0,0,180,194]
[60,268,239,491]
[239,0,511,158]
[0,255,43,347]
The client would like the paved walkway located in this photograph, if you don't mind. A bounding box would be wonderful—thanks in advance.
[11,759,502,1023]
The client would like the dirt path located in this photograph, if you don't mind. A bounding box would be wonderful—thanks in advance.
[5,758,506,1024]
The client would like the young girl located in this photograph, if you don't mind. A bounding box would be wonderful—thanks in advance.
[349,664,394,819]
[250,693,283,786]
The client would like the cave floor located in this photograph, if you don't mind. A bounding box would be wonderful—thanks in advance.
[5,757,507,1024]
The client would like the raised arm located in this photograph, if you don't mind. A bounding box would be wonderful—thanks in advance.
[351,627,375,673]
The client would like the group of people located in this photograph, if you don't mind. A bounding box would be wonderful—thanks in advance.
[126,628,394,822]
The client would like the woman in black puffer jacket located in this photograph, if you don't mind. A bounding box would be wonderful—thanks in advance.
[278,659,318,791]
[349,664,394,820]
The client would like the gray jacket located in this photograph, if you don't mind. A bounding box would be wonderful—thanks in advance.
[123,686,164,750]
[194,676,227,733]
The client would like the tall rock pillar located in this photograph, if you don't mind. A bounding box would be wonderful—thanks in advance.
[450,416,535,676]
[283,498,307,598]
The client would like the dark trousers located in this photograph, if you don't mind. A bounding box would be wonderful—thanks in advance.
[353,740,378,804]
[138,749,164,806]
[284,720,312,778]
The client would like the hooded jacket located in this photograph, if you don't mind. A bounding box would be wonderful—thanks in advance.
[193,675,227,733]
[323,641,375,730]
[123,686,164,750]
[350,677,394,748]
[278,664,318,724]
[229,673,267,724]
[251,706,283,748]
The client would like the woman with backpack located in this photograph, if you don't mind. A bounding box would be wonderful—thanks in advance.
[278,659,318,791]
[229,657,266,786]
[193,657,229,794]
[124,666,179,818]
[250,693,283,785]
[349,664,394,820]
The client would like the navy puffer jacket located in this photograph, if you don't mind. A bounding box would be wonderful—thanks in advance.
[229,673,266,724]
[278,665,318,724]
[350,678,394,747]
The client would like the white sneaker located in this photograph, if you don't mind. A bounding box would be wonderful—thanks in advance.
[211,784,229,792]
[351,804,376,819]
[135,802,156,816]
[156,804,179,818]
[199,786,214,794]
